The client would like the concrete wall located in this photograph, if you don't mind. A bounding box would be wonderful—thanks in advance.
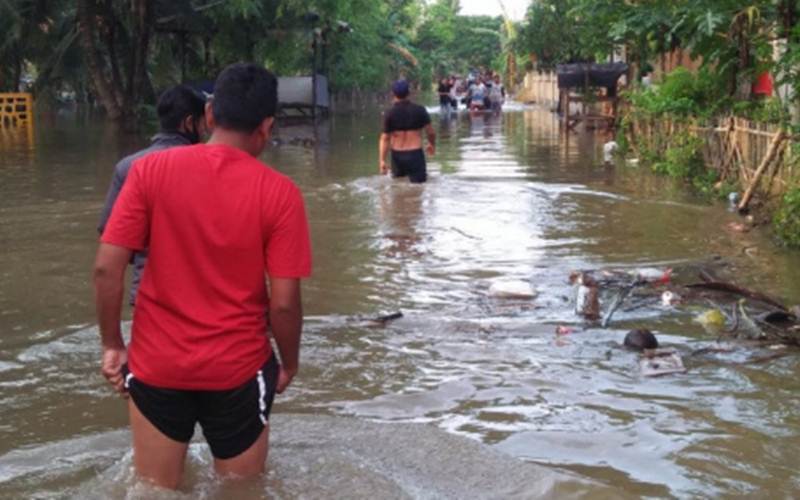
[517,71,558,109]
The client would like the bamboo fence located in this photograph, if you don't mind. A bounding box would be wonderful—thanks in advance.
[626,115,796,209]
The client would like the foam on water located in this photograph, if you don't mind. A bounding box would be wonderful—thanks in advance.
[0,415,620,499]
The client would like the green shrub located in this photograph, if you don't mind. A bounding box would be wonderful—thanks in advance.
[691,169,721,196]
[651,131,704,179]
[774,188,800,248]
[732,97,790,125]
[625,67,729,120]
[713,179,738,200]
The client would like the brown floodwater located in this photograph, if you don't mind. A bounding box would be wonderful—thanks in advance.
[1,104,799,498]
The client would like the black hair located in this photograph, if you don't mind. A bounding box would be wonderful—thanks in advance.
[156,84,206,132]
[212,63,278,133]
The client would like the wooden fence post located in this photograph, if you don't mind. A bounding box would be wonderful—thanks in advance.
[738,129,787,212]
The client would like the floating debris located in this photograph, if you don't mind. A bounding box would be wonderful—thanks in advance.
[573,272,600,320]
[661,290,680,306]
[555,325,574,336]
[488,280,537,299]
[601,280,638,327]
[695,309,726,329]
[353,311,404,327]
[603,140,618,164]
[634,267,672,284]
[640,348,686,377]
[725,221,751,233]
[735,300,766,340]
[624,329,659,351]
[687,279,787,311]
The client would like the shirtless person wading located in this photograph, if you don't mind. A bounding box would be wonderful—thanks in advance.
[93,63,312,488]
[379,80,436,183]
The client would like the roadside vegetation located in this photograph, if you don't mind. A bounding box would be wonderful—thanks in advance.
[516,0,800,247]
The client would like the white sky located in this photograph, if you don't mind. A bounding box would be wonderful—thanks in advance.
[458,0,529,21]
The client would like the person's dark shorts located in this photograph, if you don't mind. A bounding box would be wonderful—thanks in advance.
[122,355,279,459]
[391,149,427,183]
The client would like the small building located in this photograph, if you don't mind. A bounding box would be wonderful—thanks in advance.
[277,74,330,118]
[556,62,628,131]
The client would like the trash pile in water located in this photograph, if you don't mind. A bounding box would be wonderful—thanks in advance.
[565,263,800,376]
[364,263,798,378]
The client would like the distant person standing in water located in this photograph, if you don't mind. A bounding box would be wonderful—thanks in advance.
[489,75,505,112]
[93,63,312,489]
[379,80,436,183]
[437,77,453,117]
[97,84,207,305]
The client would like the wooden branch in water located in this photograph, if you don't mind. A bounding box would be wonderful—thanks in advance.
[601,279,640,328]
[739,351,793,364]
[371,312,403,324]
[698,269,716,283]
[737,129,787,212]
[686,281,787,311]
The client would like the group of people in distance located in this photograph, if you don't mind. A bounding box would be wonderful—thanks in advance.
[437,70,505,114]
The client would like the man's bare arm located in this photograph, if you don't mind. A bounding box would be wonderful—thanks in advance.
[268,276,303,393]
[379,133,391,174]
[424,124,436,155]
[93,243,132,393]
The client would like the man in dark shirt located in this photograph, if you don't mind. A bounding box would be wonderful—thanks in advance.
[97,85,206,304]
[379,80,436,183]
[437,77,453,116]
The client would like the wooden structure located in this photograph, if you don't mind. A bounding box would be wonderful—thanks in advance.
[560,93,619,131]
[556,63,627,132]
[277,75,330,119]
[627,115,795,209]
[0,93,34,127]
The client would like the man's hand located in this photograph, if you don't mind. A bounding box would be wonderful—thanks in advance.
[276,366,297,394]
[269,276,303,395]
[94,242,132,398]
[101,346,128,396]
[380,161,389,175]
[426,144,435,156]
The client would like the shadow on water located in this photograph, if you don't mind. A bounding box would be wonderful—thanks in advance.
[1,105,800,497]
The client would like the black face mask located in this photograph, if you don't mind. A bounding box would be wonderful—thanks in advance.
[176,118,201,144]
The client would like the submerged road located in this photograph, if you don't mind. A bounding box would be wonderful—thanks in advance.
[0,105,799,497]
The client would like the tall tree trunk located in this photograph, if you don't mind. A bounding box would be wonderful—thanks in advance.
[127,0,152,108]
[779,0,798,40]
[103,0,126,108]
[180,32,187,82]
[203,36,212,76]
[734,22,752,101]
[77,0,124,121]
[12,52,23,92]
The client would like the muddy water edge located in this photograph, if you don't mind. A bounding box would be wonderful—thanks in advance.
[0,105,799,498]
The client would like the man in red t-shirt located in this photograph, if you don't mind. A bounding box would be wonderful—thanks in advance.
[93,63,312,488]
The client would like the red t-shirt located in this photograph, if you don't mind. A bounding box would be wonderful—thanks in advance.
[101,143,312,390]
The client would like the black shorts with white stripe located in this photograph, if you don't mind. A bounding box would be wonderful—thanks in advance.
[122,355,279,459]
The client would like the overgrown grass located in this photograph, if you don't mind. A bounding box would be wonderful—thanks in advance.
[774,188,800,248]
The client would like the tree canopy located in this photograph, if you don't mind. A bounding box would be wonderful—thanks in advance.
[516,0,800,102]
[0,0,510,122]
